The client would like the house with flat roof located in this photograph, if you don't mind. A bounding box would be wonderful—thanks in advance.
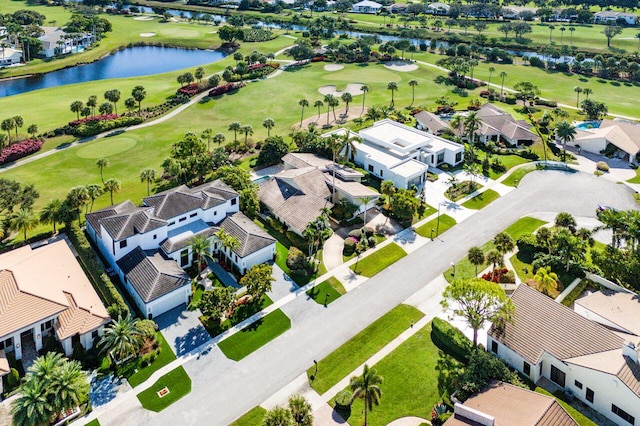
[0,47,22,67]
[445,380,578,425]
[351,119,463,189]
[0,240,110,367]
[86,180,275,318]
[488,284,640,426]
[351,0,382,13]
[38,27,95,58]
[572,119,640,165]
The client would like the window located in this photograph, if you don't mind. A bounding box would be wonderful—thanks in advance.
[180,249,189,267]
[437,152,445,163]
[586,388,594,403]
[153,234,157,240]
[231,198,237,206]
[612,404,635,425]
[455,152,462,163]
[169,221,175,226]
[179,217,187,222]
[92,330,99,340]
[523,362,530,376]
[119,239,127,249]
[550,365,566,387]
[491,340,498,354]
[380,170,383,177]
[574,380,583,389]
[214,211,217,216]
[368,164,374,172]
[40,319,54,333]
[190,213,197,218]
[0,337,13,350]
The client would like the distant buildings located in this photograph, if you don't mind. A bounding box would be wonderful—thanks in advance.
[594,11,637,25]
[0,47,23,67]
[351,0,382,14]
[38,27,95,58]
[573,119,640,165]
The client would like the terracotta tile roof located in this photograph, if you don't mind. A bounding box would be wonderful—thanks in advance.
[489,284,623,364]
[575,290,640,336]
[116,247,190,303]
[0,240,110,341]
[0,350,9,377]
[219,212,275,258]
[55,292,110,340]
[445,381,578,426]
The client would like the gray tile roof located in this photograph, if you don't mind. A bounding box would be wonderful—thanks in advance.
[99,209,166,241]
[160,226,220,255]
[219,212,275,258]
[489,284,623,364]
[414,110,451,134]
[116,247,190,303]
[86,200,138,238]
[476,103,537,142]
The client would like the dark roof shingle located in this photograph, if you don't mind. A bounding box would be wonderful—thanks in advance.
[219,212,276,258]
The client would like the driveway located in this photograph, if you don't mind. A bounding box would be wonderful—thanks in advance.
[155,304,211,357]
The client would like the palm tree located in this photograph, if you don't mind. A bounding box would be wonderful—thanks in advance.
[569,26,576,45]
[70,100,84,120]
[131,85,146,114]
[499,71,507,98]
[214,133,226,148]
[360,84,369,114]
[408,79,418,106]
[324,94,335,126]
[488,66,495,87]
[11,379,53,426]
[387,81,398,106]
[50,360,89,413]
[10,208,38,240]
[201,128,213,150]
[463,112,482,145]
[99,314,144,362]
[140,168,156,196]
[1,118,15,143]
[104,178,122,205]
[314,100,324,118]
[468,246,485,276]
[583,87,593,99]
[40,199,64,234]
[341,92,353,114]
[555,120,576,162]
[361,195,375,225]
[96,158,109,184]
[548,24,555,42]
[28,352,64,385]
[350,364,383,426]
[288,395,313,426]
[240,124,254,144]
[298,99,309,128]
[573,86,583,108]
[263,118,275,137]
[190,235,213,286]
[486,250,503,273]
[532,266,559,296]
[28,123,38,138]
[85,184,104,213]
[493,232,515,264]
[214,229,240,266]
[86,96,97,116]
[229,122,241,142]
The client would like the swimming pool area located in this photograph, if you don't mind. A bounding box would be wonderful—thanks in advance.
[575,121,601,130]
[252,175,271,184]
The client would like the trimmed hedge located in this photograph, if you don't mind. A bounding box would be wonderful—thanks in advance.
[431,317,474,363]
[0,139,43,165]
[70,116,143,137]
[208,82,244,97]
[65,223,129,317]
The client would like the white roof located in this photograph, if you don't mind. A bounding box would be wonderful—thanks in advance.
[429,137,463,153]
[0,48,22,60]
[359,119,434,156]
[353,0,382,6]
[390,159,430,178]
[356,141,405,168]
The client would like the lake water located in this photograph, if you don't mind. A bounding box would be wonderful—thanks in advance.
[0,45,227,97]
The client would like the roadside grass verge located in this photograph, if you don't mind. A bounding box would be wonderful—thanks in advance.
[462,189,500,210]
[502,164,537,187]
[307,304,424,395]
[136,367,191,412]
[231,406,267,426]
[124,332,176,388]
[218,309,291,361]
[350,243,406,277]
[306,277,346,305]
[415,214,456,239]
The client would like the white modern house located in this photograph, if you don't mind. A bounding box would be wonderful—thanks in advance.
[488,284,640,426]
[38,27,95,58]
[87,180,275,319]
[594,11,637,25]
[348,119,463,189]
[572,119,640,165]
[0,47,23,67]
[0,240,110,366]
[427,2,450,15]
[351,0,382,13]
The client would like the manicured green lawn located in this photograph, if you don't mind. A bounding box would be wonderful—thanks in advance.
[307,304,424,395]
[124,332,177,388]
[306,277,346,305]
[535,388,597,426]
[627,167,640,184]
[350,243,406,277]
[502,164,537,187]
[340,322,461,426]
[85,420,101,426]
[462,189,500,210]
[484,154,530,180]
[218,309,291,361]
[136,367,191,412]
[200,295,273,337]
[231,406,267,426]
[412,204,437,224]
[415,214,456,238]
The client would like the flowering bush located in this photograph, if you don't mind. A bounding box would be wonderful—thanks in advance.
[69,114,120,127]
[482,268,508,283]
[71,116,143,137]
[208,82,243,97]
[0,139,43,165]
[177,81,212,97]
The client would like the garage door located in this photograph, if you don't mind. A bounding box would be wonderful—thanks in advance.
[151,290,186,318]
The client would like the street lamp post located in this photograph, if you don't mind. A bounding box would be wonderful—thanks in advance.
[436,201,446,237]
[451,262,456,276]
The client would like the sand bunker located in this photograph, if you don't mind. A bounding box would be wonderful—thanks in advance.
[133,16,154,21]
[139,32,156,38]
[324,64,344,72]
[318,83,365,97]
[384,61,419,72]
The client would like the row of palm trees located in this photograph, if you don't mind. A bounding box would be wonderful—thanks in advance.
[0,115,37,145]
[69,86,146,119]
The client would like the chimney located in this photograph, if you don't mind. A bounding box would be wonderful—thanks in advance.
[454,403,495,426]
[622,341,639,364]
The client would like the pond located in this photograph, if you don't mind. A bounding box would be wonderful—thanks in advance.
[0,45,227,97]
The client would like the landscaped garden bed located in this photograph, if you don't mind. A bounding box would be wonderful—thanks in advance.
[0,139,43,165]
[445,180,482,202]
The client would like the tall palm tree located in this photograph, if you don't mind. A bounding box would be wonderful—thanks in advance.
[499,71,507,98]
[298,99,309,128]
[214,229,240,266]
[341,92,353,114]
[486,250,503,273]
[104,178,122,205]
[96,158,110,184]
[326,131,361,201]
[213,133,226,148]
[324,94,335,126]
[11,379,53,426]
[40,199,64,234]
[350,364,383,426]
[140,168,156,196]
[85,184,104,213]
[487,66,495,87]
[387,81,398,106]
[361,195,375,225]
[98,314,144,362]
[573,86,583,108]
[532,266,559,296]
[263,118,275,137]
[583,87,593,99]
[228,122,241,142]
[201,128,213,150]
[190,235,213,286]
[468,246,485,276]
[555,120,576,163]
[360,84,369,114]
[240,124,254,144]
[314,100,324,118]
[408,80,418,106]
[10,208,39,241]
[463,112,482,145]
[493,232,515,264]
[131,85,146,114]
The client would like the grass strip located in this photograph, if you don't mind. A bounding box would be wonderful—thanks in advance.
[535,388,597,426]
[306,277,346,305]
[350,243,406,278]
[231,406,267,426]
[462,189,500,210]
[415,214,457,238]
[136,367,191,412]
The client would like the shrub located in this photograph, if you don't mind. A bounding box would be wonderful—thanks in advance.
[137,319,158,339]
[70,116,143,137]
[69,114,120,127]
[534,98,557,108]
[242,28,276,42]
[208,82,244,97]
[266,216,286,234]
[517,149,539,160]
[335,389,353,407]
[481,268,510,283]
[596,161,609,172]
[332,199,359,221]
[0,139,43,165]
[343,237,357,256]
[5,368,20,393]
[431,317,474,363]
[505,95,517,105]
[348,229,362,239]
[287,246,312,275]
[367,236,377,247]
[457,350,526,401]
[499,270,516,283]
[177,81,211,97]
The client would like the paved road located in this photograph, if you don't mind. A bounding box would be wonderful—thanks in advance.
[103,170,638,426]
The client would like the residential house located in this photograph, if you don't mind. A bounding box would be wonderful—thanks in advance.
[351,0,382,14]
[0,350,9,394]
[86,180,275,319]
[389,3,407,14]
[0,240,110,365]
[414,110,453,136]
[38,27,95,58]
[426,2,450,15]
[594,11,636,25]
[488,284,640,426]
[572,119,640,165]
[474,103,538,146]
[0,47,22,67]
[351,119,463,189]
[445,380,578,425]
